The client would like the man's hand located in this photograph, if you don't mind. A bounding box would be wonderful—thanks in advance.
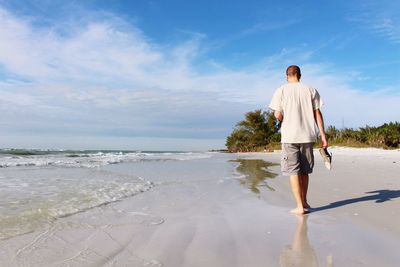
[274,111,283,121]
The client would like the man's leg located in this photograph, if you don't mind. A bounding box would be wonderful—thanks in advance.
[299,174,310,209]
[290,174,305,214]
[299,143,314,210]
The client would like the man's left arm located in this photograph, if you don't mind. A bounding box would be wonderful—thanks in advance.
[314,109,328,148]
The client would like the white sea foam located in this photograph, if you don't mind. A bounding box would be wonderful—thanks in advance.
[0,171,154,240]
[0,151,212,168]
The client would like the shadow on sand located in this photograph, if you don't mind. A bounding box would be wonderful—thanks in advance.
[310,189,400,212]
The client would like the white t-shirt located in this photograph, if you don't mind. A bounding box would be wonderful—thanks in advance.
[269,82,323,143]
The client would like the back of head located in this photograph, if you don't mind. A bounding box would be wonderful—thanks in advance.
[286,65,301,80]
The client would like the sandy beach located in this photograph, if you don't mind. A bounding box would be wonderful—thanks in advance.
[1,147,399,267]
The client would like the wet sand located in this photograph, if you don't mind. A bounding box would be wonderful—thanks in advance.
[1,147,399,266]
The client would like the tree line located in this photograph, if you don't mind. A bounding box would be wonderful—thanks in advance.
[225,109,400,152]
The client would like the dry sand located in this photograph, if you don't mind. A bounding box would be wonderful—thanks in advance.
[1,147,399,267]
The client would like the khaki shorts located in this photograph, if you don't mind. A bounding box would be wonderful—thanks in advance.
[281,143,314,176]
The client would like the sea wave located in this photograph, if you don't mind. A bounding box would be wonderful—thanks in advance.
[0,151,212,168]
[0,174,154,240]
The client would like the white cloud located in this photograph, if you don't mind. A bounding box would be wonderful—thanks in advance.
[240,19,301,36]
[302,64,400,127]
[372,18,400,43]
[349,0,400,44]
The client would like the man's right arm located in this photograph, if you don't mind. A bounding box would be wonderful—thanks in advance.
[269,88,283,121]
[314,109,328,148]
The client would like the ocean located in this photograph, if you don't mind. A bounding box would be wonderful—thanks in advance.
[0,149,214,240]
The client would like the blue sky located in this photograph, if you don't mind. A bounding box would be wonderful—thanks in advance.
[0,0,399,150]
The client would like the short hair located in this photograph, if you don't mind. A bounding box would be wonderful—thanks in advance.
[286,65,301,79]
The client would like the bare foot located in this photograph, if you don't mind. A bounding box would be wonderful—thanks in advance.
[303,203,311,209]
[290,207,305,214]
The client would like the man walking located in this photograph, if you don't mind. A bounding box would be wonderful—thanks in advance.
[269,65,327,214]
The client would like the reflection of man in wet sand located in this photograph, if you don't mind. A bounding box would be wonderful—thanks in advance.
[279,215,333,267]
[269,65,327,214]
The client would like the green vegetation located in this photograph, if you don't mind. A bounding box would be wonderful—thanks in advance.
[226,110,400,152]
[226,109,280,152]
[325,123,400,149]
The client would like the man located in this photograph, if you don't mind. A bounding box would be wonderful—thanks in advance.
[269,65,327,214]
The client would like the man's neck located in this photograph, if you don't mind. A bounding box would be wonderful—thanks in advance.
[287,76,300,83]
